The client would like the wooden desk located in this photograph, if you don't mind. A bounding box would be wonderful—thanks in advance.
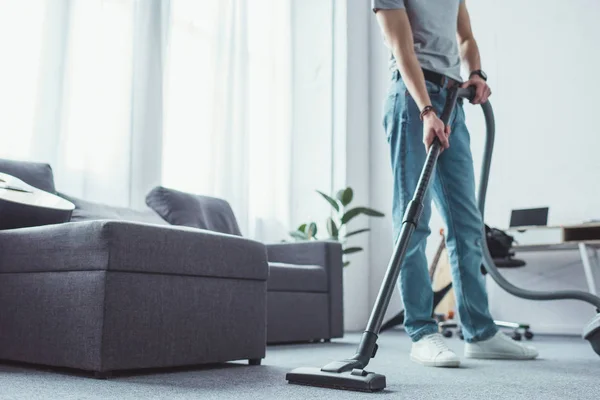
[509,224,600,296]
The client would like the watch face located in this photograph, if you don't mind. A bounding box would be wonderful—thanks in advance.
[480,70,487,80]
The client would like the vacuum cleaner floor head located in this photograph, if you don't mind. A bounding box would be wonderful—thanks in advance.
[286,367,386,392]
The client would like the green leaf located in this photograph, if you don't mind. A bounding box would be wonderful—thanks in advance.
[345,228,370,237]
[316,190,340,212]
[343,261,351,267]
[361,207,385,217]
[326,217,339,239]
[340,207,362,225]
[343,246,363,254]
[340,207,385,225]
[298,223,307,233]
[336,187,354,206]
[289,230,308,240]
[342,187,353,206]
[307,222,317,239]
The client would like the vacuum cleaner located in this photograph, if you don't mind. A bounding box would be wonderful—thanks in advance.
[286,85,600,392]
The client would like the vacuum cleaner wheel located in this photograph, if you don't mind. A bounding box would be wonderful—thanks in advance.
[583,313,600,357]
[286,367,386,392]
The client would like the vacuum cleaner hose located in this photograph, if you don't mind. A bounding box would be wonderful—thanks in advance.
[457,87,600,310]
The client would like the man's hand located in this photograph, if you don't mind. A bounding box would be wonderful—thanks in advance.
[461,75,491,104]
[423,112,450,152]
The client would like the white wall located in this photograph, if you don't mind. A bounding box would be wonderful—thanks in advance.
[367,1,600,333]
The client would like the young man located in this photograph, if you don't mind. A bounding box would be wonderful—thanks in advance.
[372,0,538,367]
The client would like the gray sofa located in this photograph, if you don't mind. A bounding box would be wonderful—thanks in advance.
[0,158,343,376]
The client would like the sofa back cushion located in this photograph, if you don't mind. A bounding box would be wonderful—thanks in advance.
[0,158,56,193]
[58,192,168,225]
[145,186,242,236]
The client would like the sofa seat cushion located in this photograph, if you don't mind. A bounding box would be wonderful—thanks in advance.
[0,220,268,281]
[267,262,327,292]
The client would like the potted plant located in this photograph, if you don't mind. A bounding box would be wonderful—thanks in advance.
[289,187,385,267]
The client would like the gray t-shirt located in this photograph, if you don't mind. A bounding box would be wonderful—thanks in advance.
[372,0,464,81]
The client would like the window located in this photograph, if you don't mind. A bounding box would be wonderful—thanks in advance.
[161,0,292,236]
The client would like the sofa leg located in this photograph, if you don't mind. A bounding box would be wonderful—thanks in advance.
[94,371,111,380]
[323,338,331,343]
[248,358,262,366]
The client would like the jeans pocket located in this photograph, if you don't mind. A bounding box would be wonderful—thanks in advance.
[425,80,442,95]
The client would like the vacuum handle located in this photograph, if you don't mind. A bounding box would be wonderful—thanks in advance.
[457,85,477,102]
[439,87,460,125]
[430,85,476,151]
[428,86,461,156]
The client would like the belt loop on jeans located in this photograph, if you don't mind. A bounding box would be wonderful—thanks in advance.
[440,75,447,87]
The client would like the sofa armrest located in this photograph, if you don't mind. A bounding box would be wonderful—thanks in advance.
[266,241,343,338]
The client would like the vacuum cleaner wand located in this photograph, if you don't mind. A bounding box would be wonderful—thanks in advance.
[286,86,475,392]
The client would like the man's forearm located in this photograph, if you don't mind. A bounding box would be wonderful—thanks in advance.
[392,46,432,111]
[459,36,481,75]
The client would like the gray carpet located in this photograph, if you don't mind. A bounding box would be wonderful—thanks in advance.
[1,330,599,399]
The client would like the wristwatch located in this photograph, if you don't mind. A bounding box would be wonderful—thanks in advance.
[469,69,487,81]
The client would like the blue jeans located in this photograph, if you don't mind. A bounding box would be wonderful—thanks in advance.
[382,70,498,343]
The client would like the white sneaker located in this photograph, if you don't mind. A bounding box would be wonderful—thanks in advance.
[464,331,539,360]
[410,333,461,367]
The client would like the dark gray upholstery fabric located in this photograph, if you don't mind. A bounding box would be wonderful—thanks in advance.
[0,271,267,372]
[0,222,110,273]
[146,186,242,236]
[0,220,268,281]
[266,241,344,339]
[0,271,105,371]
[0,221,268,372]
[0,158,56,193]
[58,192,168,225]
[267,292,329,344]
[102,272,266,371]
[267,262,327,292]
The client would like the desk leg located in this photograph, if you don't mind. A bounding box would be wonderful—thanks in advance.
[579,243,598,295]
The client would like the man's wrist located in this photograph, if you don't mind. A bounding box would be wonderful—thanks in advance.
[420,105,436,121]
[469,69,487,81]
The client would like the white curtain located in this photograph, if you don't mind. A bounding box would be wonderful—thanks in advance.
[161,0,292,239]
[0,0,48,160]
[0,0,293,241]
